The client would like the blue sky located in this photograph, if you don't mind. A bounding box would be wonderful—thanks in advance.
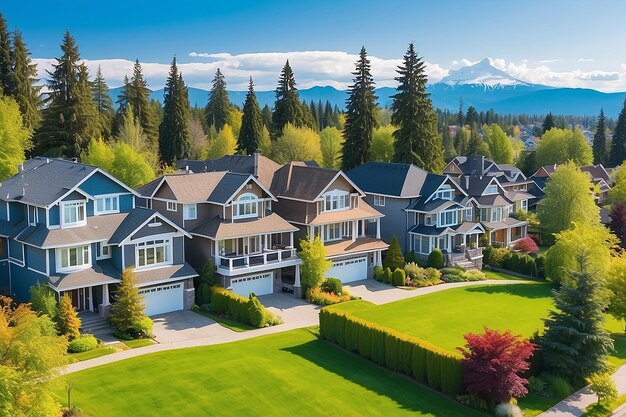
[4,0,626,91]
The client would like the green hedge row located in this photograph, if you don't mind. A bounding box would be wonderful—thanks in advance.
[210,286,253,325]
[319,308,463,395]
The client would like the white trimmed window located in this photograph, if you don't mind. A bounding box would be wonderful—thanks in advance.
[433,185,453,200]
[414,235,431,254]
[521,200,528,211]
[465,207,473,221]
[61,201,86,227]
[97,242,111,260]
[183,203,197,220]
[56,245,90,272]
[95,195,119,215]
[323,190,350,212]
[136,238,172,268]
[480,208,489,222]
[485,184,498,195]
[166,201,177,212]
[491,207,503,222]
[373,195,385,207]
[438,209,457,227]
[325,223,342,241]
[233,193,258,219]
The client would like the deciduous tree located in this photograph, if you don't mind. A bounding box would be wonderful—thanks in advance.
[298,236,332,293]
[608,164,626,205]
[370,125,395,162]
[483,124,513,163]
[0,96,31,180]
[272,123,321,164]
[320,126,343,168]
[56,293,80,340]
[607,255,626,332]
[609,204,626,249]
[535,128,593,168]
[206,124,237,159]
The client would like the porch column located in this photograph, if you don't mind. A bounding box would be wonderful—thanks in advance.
[265,234,269,251]
[506,228,511,246]
[102,284,110,306]
[376,218,381,239]
[376,250,382,267]
[99,283,111,319]
[293,264,302,298]
[352,220,357,241]
[290,232,294,248]
[88,286,94,312]
[214,239,219,262]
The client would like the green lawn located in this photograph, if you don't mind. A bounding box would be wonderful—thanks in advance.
[58,329,485,417]
[191,309,256,332]
[69,346,117,362]
[330,282,554,352]
[122,338,156,349]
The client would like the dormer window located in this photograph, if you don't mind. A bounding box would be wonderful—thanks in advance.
[95,195,119,215]
[61,201,86,227]
[485,184,498,195]
[323,190,350,212]
[233,193,258,219]
[433,185,453,201]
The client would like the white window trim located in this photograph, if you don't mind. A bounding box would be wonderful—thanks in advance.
[465,207,473,221]
[166,201,177,212]
[60,200,87,228]
[96,242,112,260]
[94,194,120,215]
[433,185,454,201]
[521,200,528,211]
[135,236,173,270]
[438,209,458,227]
[183,203,197,221]
[484,185,499,195]
[325,223,343,242]
[322,189,350,212]
[233,193,259,220]
[56,245,91,273]
[373,195,385,207]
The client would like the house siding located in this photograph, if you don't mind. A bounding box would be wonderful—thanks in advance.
[49,205,60,226]
[80,171,129,196]
[9,202,24,223]
[173,237,184,264]
[10,263,43,301]
[25,245,46,273]
[132,222,177,240]
[363,194,409,250]
[123,245,135,269]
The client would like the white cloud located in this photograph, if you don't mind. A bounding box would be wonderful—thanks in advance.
[578,58,595,62]
[537,59,560,64]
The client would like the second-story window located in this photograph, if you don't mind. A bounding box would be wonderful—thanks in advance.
[136,238,171,268]
[373,195,385,207]
[166,201,177,212]
[56,245,90,272]
[465,207,473,221]
[95,195,119,215]
[521,200,528,211]
[183,203,197,220]
[325,223,342,241]
[62,201,86,227]
[233,193,258,219]
[491,207,503,222]
[433,186,453,200]
[323,190,350,212]
[438,209,457,227]
[485,184,498,195]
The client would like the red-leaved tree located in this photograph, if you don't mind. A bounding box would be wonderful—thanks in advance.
[609,204,626,250]
[512,237,538,254]
[458,327,536,404]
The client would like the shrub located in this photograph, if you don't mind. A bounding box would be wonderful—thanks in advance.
[373,265,384,281]
[412,345,428,382]
[57,294,80,341]
[210,286,280,327]
[404,262,421,280]
[527,376,546,395]
[440,266,465,275]
[305,287,352,305]
[30,283,57,319]
[398,337,413,375]
[464,270,486,281]
[384,331,400,371]
[404,250,417,264]
[358,322,372,359]
[392,268,406,286]
[320,278,343,295]
[426,350,442,390]
[513,237,539,253]
[68,334,98,353]
[299,236,332,292]
[383,267,393,285]
[545,374,572,398]
[427,248,445,269]
[110,268,150,338]
[383,235,405,271]
[456,394,488,412]
[485,247,512,268]
[441,274,465,283]
[425,267,442,283]
[247,294,267,327]
[197,282,211,306]
[588,373,618,404]
[494,403,523,417]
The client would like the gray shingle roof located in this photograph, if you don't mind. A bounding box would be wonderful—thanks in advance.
[270,164,341,201]
[346,162,429,197]
[409,195,465,212]
[0,157,98,207]
[108,208,158,245]
[0,219,26,238]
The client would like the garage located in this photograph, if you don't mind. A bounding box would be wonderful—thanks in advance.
[230,272,273,297]
[326,256,367,283]
[139,283,184,316]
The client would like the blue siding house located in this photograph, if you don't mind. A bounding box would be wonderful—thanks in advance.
[0,157,196,317]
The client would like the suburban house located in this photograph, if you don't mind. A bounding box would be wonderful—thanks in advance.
[0,157,196,317]
[348,162,485,268]
[138,171,301,297]
[531,163,612,205]
[177,154,388,284]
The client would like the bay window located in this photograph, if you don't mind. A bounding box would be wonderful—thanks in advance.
[233,193,258,219]
[56,245,90,272]
[61,201,86,227]
[323,190,350,212]
[95,195,119,215]
[438,209,457,227]
[136,238,171,268]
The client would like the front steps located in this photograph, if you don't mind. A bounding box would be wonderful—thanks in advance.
[78,311,111,334]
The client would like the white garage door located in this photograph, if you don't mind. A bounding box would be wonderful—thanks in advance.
[139,283,184,316]
[326,256,367,283]
[230,272,273,297]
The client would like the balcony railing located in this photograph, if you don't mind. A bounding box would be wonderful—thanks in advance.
[217,248,296,271]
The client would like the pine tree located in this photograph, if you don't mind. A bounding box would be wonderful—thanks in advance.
[391,43,444,172]
[204,68,230,131]
[0,14,10,95]
[593,108,607,165]
[261,104,272,129]
[310,99,319,131]
[158,57,191,165]
[442,123,456,161]
[341,47,378,171]
[238,77,263,155]
[542,112,555,134]
[383,235,405,271]
[609,101,626,167]
[8,29,41,130]
[454,127,468,155]
[110,268,150,336]
[272,60,307,136]
[323,100,334,129]
[91,66,114,139]
[465,106,479,126]
[127,59,158,146]
[34,32,97,157]
[467,122,483,155]
[56,294,80,341]
[541,267,613,383]
[457,98,464,127]
[73,64,100,155]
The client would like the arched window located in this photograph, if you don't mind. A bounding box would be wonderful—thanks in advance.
[234,193,258,219]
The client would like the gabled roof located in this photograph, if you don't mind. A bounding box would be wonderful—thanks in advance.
[0,157,136,208]
[532,164,558,178]
[108,208,157,245]
[346,162,428,198]
[270,164,359,201]
[448,156,497,176]
[190,213,298,240]
[581,164,611,183]
[408,195,465,213]
[458,174,503,197]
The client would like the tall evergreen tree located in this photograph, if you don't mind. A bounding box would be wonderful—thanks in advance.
[34,32,97,157]
[593,108,608,165]
[454,127,468,155]
[204,68,230,131]
[442,123,456,161]
[0,14,11,95]
[322,100,335,129]
[127,59,158,145]
[158,57,191,165]
[309,100,319,131]
[261,104,272,129]
[272,60,306,136]
[391,43,444,172]
[456,98,464,127]
[237,77,263,155]
[465,106,479,126]
[91,66,114,139]
[542,112,555,134]
[609,101,626,167]
[73,64,99,155]
[8,29,41,130]
[467,122,483,155]
[341,47,378,171]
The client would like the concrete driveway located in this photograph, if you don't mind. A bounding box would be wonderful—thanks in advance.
[258,293,320,328]
[151,310,233,343]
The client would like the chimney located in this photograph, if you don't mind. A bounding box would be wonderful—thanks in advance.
[253,149,260,178]
[18,163,23,172]
[465,176,469,190]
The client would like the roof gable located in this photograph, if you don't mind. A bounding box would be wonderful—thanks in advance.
[346,162,427,197]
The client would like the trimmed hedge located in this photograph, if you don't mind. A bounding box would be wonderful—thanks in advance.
[209,286,280,328]
[427,248,445,269]
[319,308,464,396]
[68,334,99,353]
[392,268,406,286]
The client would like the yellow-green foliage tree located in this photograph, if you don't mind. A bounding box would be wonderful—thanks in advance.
[0,96,32,180]
[608,164,626,205]
[299,235,332,293]
[226,108,243,138]
[535,127,593,168]
[370,125,395,162]
[544,222,617,285]
[56,293,81,340]
[258,126,272,157]
[320,126,343,168]
[272,123,321,164]
[206,124,237,159]
[538,161,599,239]
[607,255,626,332]
[0,296,68,417]
[483,124,514,164]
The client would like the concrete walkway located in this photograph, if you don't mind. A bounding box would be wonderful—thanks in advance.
[538,363,626,416]
[62,278,528,375]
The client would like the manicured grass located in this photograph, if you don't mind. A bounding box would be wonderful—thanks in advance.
[191,309,255,332]
[69,346,117,362]
[581,394,626,417]
[123,339,156,349]
[518,394,563,417]
[57,329,485,417]
[330,282,554,352]
[484,269,538,281]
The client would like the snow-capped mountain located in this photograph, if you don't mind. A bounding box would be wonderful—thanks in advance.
[437,58,535,89]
